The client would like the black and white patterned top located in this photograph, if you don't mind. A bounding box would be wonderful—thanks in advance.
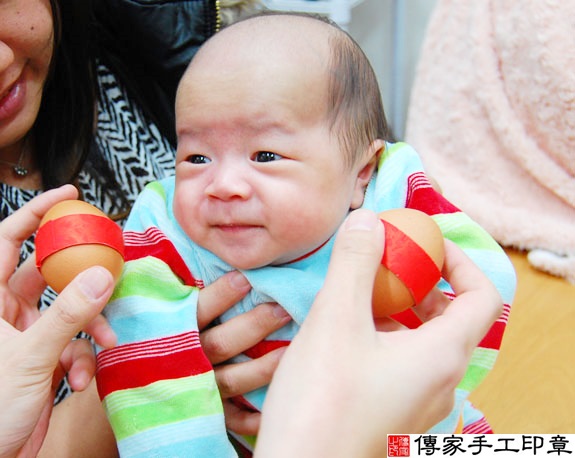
[0,62,176,402]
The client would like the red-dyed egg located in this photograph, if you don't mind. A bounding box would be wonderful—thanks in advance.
[36,200,125,293]
[372,208,444,318]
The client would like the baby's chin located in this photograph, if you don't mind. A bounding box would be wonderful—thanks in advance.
[214,251,271,271]
[219,252,299,271]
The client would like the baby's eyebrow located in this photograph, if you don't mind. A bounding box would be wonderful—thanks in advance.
[249,116,290,133]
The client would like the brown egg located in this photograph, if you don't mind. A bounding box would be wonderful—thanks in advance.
[372,208,444,318]
[36,200,124,293]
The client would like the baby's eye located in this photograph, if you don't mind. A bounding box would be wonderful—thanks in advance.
[185,154,211,164]
[253,151,283,163]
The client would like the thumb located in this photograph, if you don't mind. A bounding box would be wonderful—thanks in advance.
[316,209,384,319]
[26,266,115,367]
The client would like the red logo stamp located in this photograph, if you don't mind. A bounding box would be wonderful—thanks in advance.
[388,435,410,457]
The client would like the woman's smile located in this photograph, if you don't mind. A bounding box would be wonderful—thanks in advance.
[0,76,25,122]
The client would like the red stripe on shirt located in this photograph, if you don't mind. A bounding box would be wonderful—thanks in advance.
[124,228,199,286]
[244,340,290,360]
[96,332,213,399]
[478,320,506,350]
[406,172,460,215]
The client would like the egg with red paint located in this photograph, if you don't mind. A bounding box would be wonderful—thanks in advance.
[372,208,444,318]
[35,200,125,293]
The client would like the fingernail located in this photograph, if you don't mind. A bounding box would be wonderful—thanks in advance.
[77,267,112,300]
[228,271,250,290]
[344,209,379,231]
[272,303,290,319]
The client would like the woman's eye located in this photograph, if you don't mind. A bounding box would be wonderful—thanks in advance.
[185,154,211,164]
[253,151,283,162]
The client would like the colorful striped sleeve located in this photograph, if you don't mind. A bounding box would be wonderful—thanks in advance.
[374,143,517,433]
[95,181,237,457]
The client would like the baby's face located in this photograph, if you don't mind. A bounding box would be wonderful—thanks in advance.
[174,29,371,269]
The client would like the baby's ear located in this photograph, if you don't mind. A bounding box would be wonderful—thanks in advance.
[350,140,385,209]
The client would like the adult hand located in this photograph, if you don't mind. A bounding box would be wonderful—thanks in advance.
[197,271,291,435]
[255,209,502,457]
[0,185,117,458]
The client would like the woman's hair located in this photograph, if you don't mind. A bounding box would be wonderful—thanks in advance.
[36,0,97,190]
[35,0,132,217]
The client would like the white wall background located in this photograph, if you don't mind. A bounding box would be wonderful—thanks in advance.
[347,0,437,140]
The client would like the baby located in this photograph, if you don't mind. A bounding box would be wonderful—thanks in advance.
[96,12,516,457]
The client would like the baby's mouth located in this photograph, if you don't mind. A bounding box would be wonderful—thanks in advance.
[215,223,260,230]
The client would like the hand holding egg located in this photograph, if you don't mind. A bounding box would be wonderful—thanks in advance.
[372,208,444,318]
[35,200,125,293]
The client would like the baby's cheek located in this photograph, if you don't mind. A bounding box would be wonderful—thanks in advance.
[276,208,338,253]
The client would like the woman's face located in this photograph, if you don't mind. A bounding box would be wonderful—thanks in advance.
[0,0,54,153]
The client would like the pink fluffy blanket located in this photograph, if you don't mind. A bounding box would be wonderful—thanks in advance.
[406,0,575,283]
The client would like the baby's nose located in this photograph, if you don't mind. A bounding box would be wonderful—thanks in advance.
[205,166,253,201]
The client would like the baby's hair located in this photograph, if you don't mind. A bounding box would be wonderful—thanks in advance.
[229,11,389,168]
[324,19,389,168]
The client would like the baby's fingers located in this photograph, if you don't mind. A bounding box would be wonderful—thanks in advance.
[197,271,251,329]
